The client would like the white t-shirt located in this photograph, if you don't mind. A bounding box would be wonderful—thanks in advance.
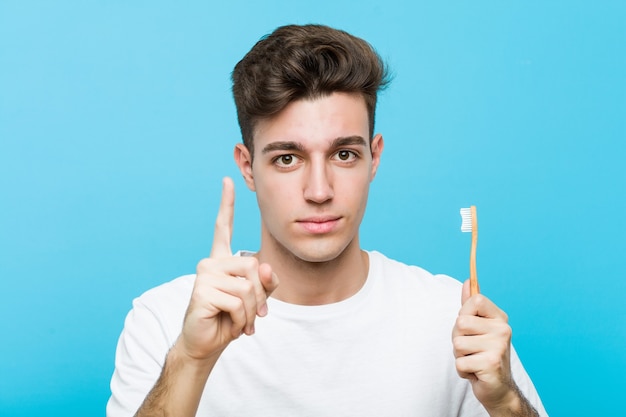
[107,251,547,416]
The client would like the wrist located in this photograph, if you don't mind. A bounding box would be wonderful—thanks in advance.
[169,340,223,375]
[486,385,537,417]
[135,340,221,417]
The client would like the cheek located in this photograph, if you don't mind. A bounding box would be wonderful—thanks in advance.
[255,175,298,214]
[340,172,371,210]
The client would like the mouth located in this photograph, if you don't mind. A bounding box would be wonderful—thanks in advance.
[296,216,342,234]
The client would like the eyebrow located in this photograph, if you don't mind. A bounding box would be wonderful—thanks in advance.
[261,141,305,154]
[261,136,368,154]
[331,136,368,148]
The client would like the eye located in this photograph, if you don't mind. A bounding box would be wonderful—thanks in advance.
[274,154,298,168]
[334,150,357,162]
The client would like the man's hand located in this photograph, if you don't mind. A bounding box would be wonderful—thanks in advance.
[176,176,279,363]
[135,178,278,417]
[452,280,538,416]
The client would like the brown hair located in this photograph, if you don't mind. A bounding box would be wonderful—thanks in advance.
[232,24,390,157]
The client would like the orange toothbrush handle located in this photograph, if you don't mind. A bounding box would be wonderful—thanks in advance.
[470,205,479,296]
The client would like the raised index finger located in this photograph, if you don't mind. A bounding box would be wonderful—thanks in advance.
[210,177,235,258]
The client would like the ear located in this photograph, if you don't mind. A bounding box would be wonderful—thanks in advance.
[234,143,256,191]
[369,133,384,181]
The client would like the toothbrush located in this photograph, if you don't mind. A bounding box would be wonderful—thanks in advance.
[460,206,479,296]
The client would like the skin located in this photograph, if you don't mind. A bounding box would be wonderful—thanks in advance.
[235,92,382,305]
[453,280,538,416]
[134,92,538,417]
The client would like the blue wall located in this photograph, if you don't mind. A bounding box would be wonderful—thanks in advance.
[1,1,624,416]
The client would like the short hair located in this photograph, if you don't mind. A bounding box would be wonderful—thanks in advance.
[231,24,391,156]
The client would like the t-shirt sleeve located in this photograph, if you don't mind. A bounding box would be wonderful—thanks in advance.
[510,345,549,416]
[106,296,177,417]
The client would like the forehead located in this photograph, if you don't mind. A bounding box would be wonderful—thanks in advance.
[252,92,370,151]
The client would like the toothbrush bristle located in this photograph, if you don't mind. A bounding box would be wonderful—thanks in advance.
[460,207,472,232]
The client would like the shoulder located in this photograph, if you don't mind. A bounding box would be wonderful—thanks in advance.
[368,250,462,289]
[367,250,462,308]
[108,274,196,415]
[123,274,196,342]
[135,273,196,310]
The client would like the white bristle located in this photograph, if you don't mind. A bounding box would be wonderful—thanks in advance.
[460,207,472,232]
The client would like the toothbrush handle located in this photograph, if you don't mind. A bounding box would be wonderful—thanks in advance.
[470,205,479,296]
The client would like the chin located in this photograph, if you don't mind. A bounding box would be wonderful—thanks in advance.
[263,224,359,264]
[285,239,355,264]
[292,251,340,264]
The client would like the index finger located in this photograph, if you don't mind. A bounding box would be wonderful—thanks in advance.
[210,177,235,258]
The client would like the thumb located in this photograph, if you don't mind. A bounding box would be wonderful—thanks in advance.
[461,279,472,305]
[259,265,279,297]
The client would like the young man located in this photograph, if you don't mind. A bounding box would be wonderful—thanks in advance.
[107,24,547,416]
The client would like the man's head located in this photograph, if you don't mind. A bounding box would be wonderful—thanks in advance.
[231,25,389,268]
[232,24,390,157]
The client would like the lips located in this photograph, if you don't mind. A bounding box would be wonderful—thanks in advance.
[296,216,341,234]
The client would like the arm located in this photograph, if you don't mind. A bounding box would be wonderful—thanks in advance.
[452,280,540,417]
[133,178,278,417]
[134,345,220,417]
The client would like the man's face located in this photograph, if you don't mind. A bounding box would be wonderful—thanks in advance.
[236,92,383,263]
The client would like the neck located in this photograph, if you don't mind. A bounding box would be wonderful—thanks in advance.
[255,237,369,306]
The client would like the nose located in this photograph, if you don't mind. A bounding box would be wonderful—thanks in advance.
[303,158,334,204]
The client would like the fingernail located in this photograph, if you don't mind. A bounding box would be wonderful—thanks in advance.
[258,303,268,317]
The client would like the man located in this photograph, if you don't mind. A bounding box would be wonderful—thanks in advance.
[107,24,547,416]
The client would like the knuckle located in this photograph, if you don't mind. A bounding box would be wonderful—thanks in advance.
[228,311,242,327]
[214,221,227,236]
[451,336,464,353]
[455,315,471,332]
[455,356,468,373]
[493,321,512,341]
[486,352,502,370]
[242,256,259,272]
[231,297,244,312]
[240,279,254,294]
[501,324,512,340]
[196,257,213,272]
[474,294,487,309]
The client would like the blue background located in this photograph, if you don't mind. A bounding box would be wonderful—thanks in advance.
[1,1,624,416]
